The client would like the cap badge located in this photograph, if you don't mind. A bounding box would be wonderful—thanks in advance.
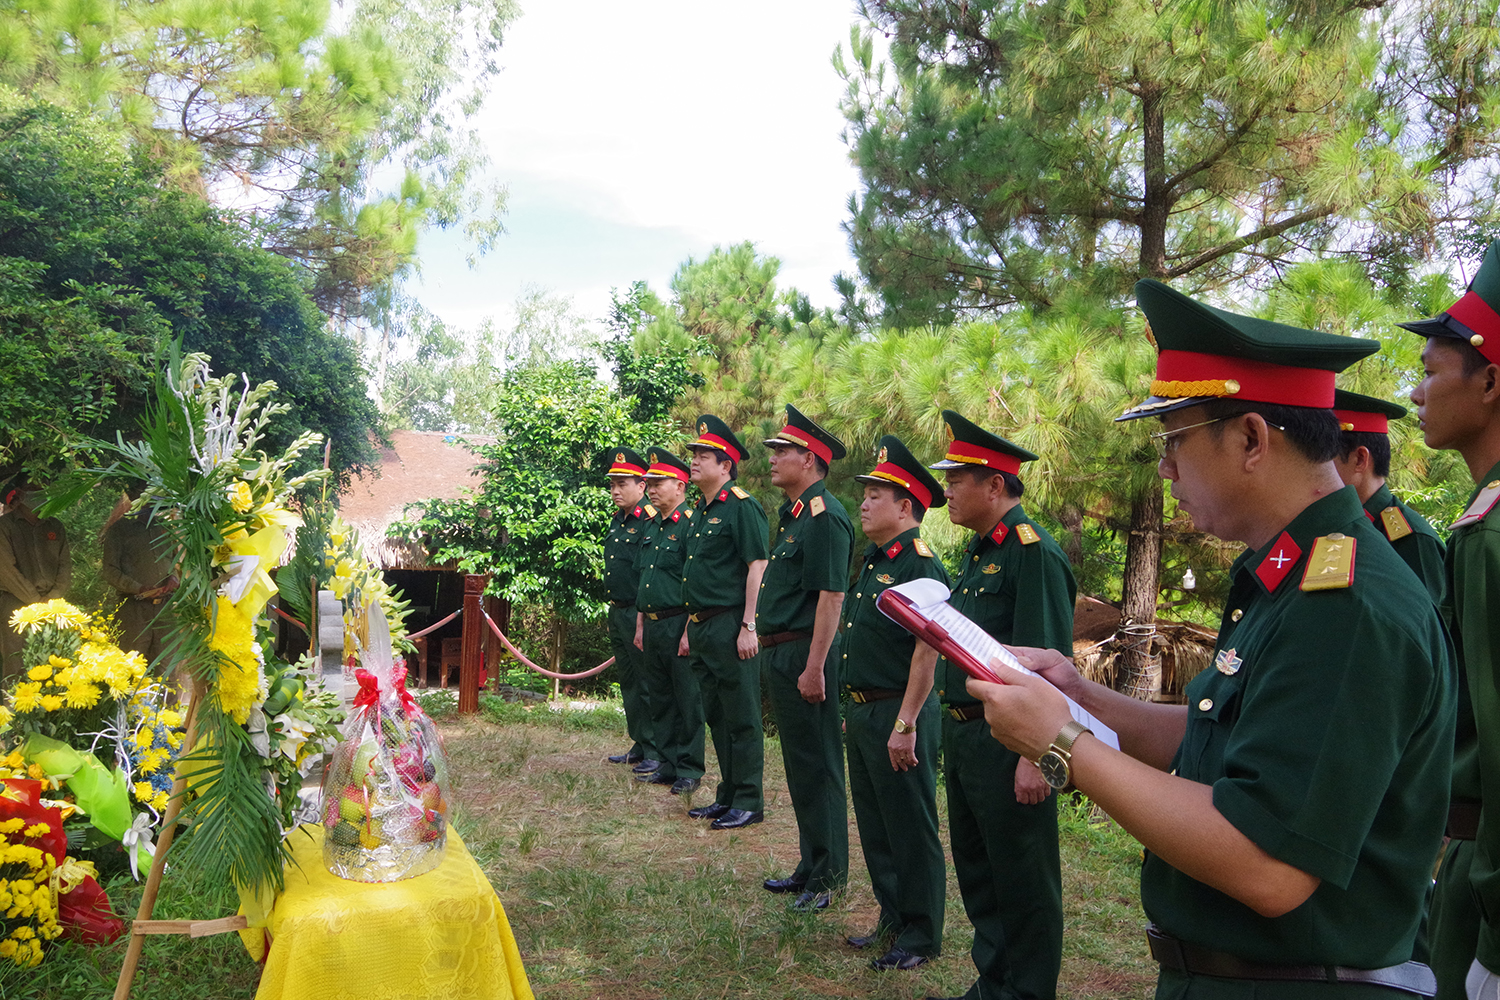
[1143,320,1157,350]
[699,422,708,434]
[616,452,626,462]
[1214,648,1242,675]
[946,423,956,441]
[877,446,888,463]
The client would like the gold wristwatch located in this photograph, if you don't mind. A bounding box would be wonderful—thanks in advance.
[1037,720,1091,791]
[893,717,916,735]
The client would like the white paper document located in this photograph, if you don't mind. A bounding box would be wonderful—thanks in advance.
[881,578,1120,750]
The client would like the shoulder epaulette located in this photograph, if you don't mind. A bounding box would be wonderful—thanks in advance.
[1300,533,1356,591]
[1379,505,1412,542]
[809,495,825,516]
[1015,523,1040,545]
[644,504,657,518]
[1452,480,1500,529]
[684,508,694,518]
[730,486,751,500]
[913,538,933,558]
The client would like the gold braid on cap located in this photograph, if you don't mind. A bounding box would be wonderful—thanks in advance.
[1149,378,1241,398]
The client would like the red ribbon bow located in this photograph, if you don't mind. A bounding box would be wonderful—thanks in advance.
[352,667,419,716]
[391,666,418,716]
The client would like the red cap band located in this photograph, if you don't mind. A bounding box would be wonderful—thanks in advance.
[1332,410,1389,434]
[863,463,933,509]
[943,441,1022,475]
[645,461,688,482]
[1152,350,1336,408]
[770,425,833,463]
[607,459,646,477]
[1446,291,1500,364]
[689,433,741,463]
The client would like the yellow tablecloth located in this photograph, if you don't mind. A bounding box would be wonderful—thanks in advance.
[242,825,533,1000]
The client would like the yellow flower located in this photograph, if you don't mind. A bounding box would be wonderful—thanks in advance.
[139,748,168,774]
[47,655,70,668]
[133,781,154,801]
[207,597,260,725]
[64,683,100,710]
[25,665,50,682]
[11,925,33,941]
[0,820,22,835]
[24,764,42,781]
[150,791,169,811]
[227,480,255,513]
[37,696,62,713]
[160,709,183,728]
[135,727,155,750]
[0,707,12,731]
[10,683,41,713]
[20,824,47,839]
[0,939,15,959]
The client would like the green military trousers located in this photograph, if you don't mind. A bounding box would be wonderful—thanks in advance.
[641,614,704,781]
[1431,838,1481,1000]
[847,692,945,956]
[1155,968,1436,999]
[607,603,658,762]
[944,712,1062,1000]
[762,636,848,894]
[686,610,764,811]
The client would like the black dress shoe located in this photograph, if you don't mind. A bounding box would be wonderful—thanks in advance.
[688,802,730,820]
[638,770,675,785]
[789,889,831,911]
[607,751,644,764]
[670,777,700,795]
[709,808,763,830]
[762,875,808,894]
[845,934,880,949]
[632,759,661,773]
[872,947,929,971]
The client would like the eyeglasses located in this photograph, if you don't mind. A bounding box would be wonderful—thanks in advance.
[1150,415,1286,458]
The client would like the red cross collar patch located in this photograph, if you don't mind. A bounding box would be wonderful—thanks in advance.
[717,489,728,502]
[632,506,642,518]
[1254,531,1303,593]
[790,499,804,519]
[990,521,1009,545]
[885,540,903,560]
[670,510,681,523]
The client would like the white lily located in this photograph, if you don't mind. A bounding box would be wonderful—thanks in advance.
[121,812,156,881]
[276,714,317,763]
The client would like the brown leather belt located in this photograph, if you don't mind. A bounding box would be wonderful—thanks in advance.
[1146,925,1436,996]
[848,687,903,704]
[1449,801,1481,841]
[644,608,687,621]
[947,703,985,722]
[759,631,810,649]
[687,606,734,624]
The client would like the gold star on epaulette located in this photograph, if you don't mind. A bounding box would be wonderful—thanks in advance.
[1300,533,1355,591]
[1379,506,1412,541]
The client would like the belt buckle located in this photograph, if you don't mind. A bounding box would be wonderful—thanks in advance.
[689,613,701,623]
[850,691,867,704]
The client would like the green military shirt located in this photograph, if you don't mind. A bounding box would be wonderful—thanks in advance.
[840,526,951,690]
[1448,462,1500,969]
[681,484,770,612]
[937,504,1075,706]
[602,504,651,604]
[757,481,854,635]
[1363,483,1446,605]
[636,504,692,614]
[1142,487,1455,969]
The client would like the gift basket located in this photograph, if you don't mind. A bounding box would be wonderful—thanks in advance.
[320,610,450,882]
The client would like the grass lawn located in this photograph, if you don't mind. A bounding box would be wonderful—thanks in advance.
[13,695,1156,999]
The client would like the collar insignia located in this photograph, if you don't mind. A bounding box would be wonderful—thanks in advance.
[1300,533,1356,591]
[670,510,681,522]
[717,489,728,502]
[632,506,642,518]
[886,540,903,559]
[1214,648,1242,675]
[876,573,894,584]
[1254,531,1302,593]
[913,538,933,558]
[1015,523,1040,545]
[1380,506,1413,541]
[1453,480,1500,529]
[809,495,826,516]
[790,499,804,519]
[990,522,1008,545]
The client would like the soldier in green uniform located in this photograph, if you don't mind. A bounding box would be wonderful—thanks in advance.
[679,416,770,829]
[1330,390,1446,602]
[757,405,854,910]
[602,448,660,772]
[0,483,71,682]
[841,436,949,971]
[927,410,1075,1000]
[1402,240,1500,1000]
[632,448,705,795]
[968,278,1454,999]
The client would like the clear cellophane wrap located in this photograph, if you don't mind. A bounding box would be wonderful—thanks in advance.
[321,658,451,882]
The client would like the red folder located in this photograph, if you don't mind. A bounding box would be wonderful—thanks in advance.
[876,588,1005,685]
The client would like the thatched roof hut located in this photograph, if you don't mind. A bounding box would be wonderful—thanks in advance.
[337,430,490,569]
[1072,595,1218,703]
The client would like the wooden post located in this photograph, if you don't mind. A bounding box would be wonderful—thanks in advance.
[458,574,488,715]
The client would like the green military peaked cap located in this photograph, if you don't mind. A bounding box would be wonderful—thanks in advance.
[1399,239,1500,367]
[1332,390,1406,434]
[855,435,945,510]
[1117,279,1381,421]
[763,404,847,462]
[928,410,1038,474]
[644,447,690,482]
[686,414,746,464]
[605,446,648,478]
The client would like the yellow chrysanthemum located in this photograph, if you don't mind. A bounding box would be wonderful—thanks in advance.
[160,709,183,728]
[37,696,62,713]
[227,480,255,513]
[10,684,41,713]
[150,791,169,811]
[10,599,88,634]
[139,748,168,774]
[207,597,260,724]
[132,781,153,802]
[0,707,12,731]
[47,655,70,669]
[0,820,22,835]
[25,665,50,682]
[64,683,100,710]
[134,727,154,750]
[24,765,42,781]
[20,824,47,839]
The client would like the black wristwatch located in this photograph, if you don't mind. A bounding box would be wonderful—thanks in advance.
[1037,720,1091,791]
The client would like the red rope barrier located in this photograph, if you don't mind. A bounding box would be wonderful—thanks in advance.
[273,606,307,633]
[481,609,615,680]
[406,607,463,639]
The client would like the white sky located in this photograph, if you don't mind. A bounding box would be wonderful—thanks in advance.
[409,0,872,333]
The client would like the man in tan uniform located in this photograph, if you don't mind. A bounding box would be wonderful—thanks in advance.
[101,494,179,666]
[0,483,71,680]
